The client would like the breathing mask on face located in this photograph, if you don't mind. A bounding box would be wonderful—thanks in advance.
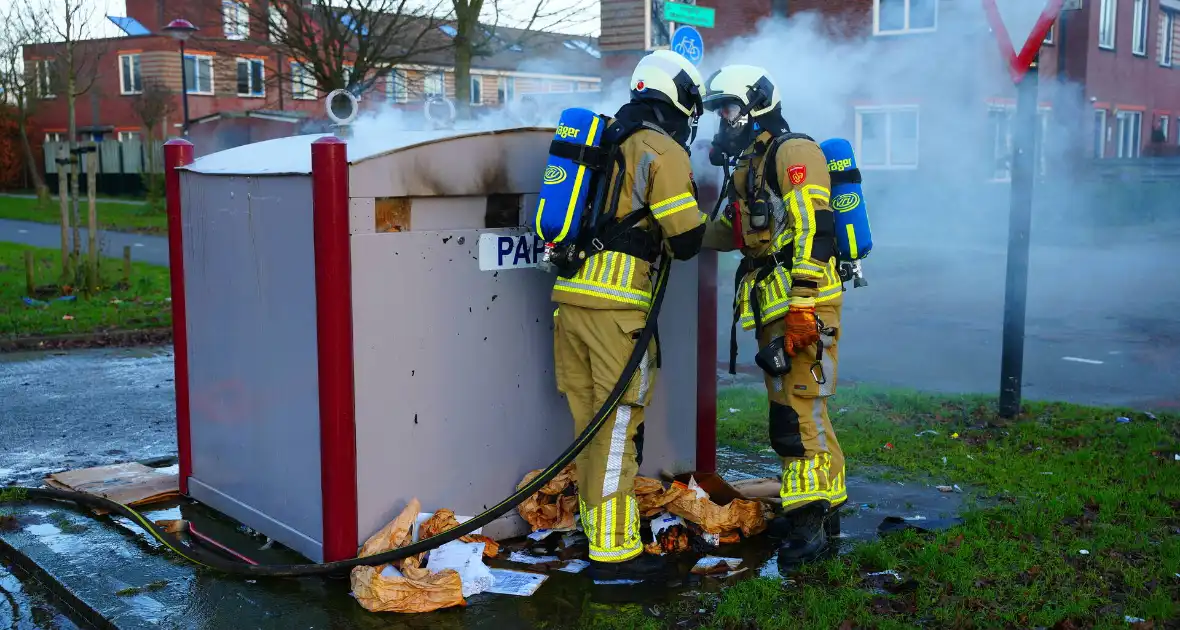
[711,101,755,159]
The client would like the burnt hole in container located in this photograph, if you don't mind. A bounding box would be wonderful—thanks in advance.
[485,194,522,228]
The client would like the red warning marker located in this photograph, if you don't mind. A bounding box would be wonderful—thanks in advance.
[982,0,1065,84]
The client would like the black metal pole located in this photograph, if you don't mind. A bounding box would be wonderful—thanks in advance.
[998,55,1041,419]
[180,40,190,137]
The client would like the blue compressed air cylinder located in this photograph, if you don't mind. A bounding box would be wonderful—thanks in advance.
[535,107,604,243]
[820,137,873,261]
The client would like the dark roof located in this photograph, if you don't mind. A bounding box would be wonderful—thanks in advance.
[191,110,312,125]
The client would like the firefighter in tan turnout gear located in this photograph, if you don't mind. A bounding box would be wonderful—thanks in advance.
[701,65,846,567]
[551,50,707,580]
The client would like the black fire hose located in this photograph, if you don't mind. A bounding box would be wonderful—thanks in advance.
[0,261,673,578]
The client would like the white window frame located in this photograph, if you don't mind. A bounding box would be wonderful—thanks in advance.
[386,68,407,103]
[497,75,516,104]
[116,130,141,142]
[985,105,1051,181]
[223,0,250,41]
[1133,0,1149,55]
[1161,115,1171,142]
[34,59,56,98]
[424,71,445,97]
[268,3,286,43]
[470,75,482,105]
[1100,0,1119,50]
[119,53,142,95]
[1116,110,1143,158]
[544,79,574,93]
[44,132,64,143]
[291,62,316,100]
[872,0,938,36]
[236,57,265,97]
[1094,109,1108,158]
[184,54,214,95]
[1161,10,1175,66]
[1045,25,1055,45]
[854,106,920,170]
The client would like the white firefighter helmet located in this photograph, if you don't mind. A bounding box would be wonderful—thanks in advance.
[630,50,705,118]
[702,65,780,120]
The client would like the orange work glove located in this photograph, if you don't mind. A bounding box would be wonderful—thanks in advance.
[784,295,820,357]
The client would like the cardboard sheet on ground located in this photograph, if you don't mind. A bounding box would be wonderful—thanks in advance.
[45,463,179,515]
[350,498,467,613]
[640,474,768,536]
[516,465,579,531]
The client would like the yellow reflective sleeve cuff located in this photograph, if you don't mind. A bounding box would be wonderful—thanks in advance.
[651,192,698,220]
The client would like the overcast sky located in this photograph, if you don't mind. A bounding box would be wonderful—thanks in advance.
[68,0,600,39]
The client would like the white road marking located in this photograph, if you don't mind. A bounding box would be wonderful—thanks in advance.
[133,243,144,247]
[1062,356,1104,365]
[18,229,27,233]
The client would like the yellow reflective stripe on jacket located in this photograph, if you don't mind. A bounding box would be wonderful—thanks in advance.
[783,184,831,280]
[580,495,642,562]
[737,265,842,331]
[553,251,652,308]
[781,452,847,511]
[650,191,698,220]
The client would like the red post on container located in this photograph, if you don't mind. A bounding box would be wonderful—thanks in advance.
[311,136,358,562]
[696,250,718,473]
[164,139,194,495]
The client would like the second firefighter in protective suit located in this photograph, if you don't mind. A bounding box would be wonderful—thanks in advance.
[701,65,846,566]
[552,50,707,580]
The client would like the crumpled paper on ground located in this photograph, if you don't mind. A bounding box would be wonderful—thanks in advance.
[516,465,579,531]
[634,476,685,517]
[418,509,500,558]
[350,498,466,614]
[665,482,768,537]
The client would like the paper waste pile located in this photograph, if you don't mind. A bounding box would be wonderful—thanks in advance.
[350,466,771,614]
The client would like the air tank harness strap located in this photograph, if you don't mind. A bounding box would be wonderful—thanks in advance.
[727,245,792,375]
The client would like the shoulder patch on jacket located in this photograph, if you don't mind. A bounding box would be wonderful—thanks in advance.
[787,164,807,186]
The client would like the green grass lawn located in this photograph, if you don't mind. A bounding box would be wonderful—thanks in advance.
[591,386,1179,629]
[0,195,168,234]
[0,242,171,338]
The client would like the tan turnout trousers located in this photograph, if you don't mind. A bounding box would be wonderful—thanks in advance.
[757,300,848,513]
[553,304,657,563]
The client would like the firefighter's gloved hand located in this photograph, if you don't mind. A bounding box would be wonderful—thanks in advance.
[708,144,727,167]
[784,294,820,357]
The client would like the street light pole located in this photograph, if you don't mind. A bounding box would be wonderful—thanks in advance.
[179,40,190,136]
[162,19,198,139]
[997,54,1040,419]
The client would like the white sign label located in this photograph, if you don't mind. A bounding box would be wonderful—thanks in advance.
[479,231,546,271]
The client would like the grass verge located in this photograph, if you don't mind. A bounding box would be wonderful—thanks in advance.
[693,385,1180,629]
[0,195,167,234]
[0,242,171,339]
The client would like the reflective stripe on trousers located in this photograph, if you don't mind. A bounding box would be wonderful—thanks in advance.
[579,494,642,561]
[553,251,652,308]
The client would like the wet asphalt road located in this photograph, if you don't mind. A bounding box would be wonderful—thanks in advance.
[0,219,170,266]
[0,347,177,487]
[721,237,1180,410]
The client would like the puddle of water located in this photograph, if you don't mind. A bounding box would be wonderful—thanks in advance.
[0,562,83,630]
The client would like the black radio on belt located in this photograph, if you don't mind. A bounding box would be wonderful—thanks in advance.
[747,191,771,231]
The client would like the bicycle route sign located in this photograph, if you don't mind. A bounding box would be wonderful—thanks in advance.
[671,25,704,66]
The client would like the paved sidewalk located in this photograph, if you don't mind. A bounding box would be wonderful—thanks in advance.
[0,218,169,266]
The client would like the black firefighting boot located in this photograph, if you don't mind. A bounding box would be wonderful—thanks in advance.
[768,505,841,539]
[776,502,831,568]
[588,554,669,581]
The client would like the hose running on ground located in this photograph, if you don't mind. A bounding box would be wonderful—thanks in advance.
[0,261,673,578]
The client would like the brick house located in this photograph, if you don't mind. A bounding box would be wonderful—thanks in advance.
[24,0,603,158]
[601,0,1180,175]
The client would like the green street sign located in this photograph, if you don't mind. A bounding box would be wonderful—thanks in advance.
[663,2,715,28]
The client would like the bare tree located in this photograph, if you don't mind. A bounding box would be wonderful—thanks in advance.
[0,4,48,200]
[130,79,176,207]
[450,0,597,118]
[29,0,107,266]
